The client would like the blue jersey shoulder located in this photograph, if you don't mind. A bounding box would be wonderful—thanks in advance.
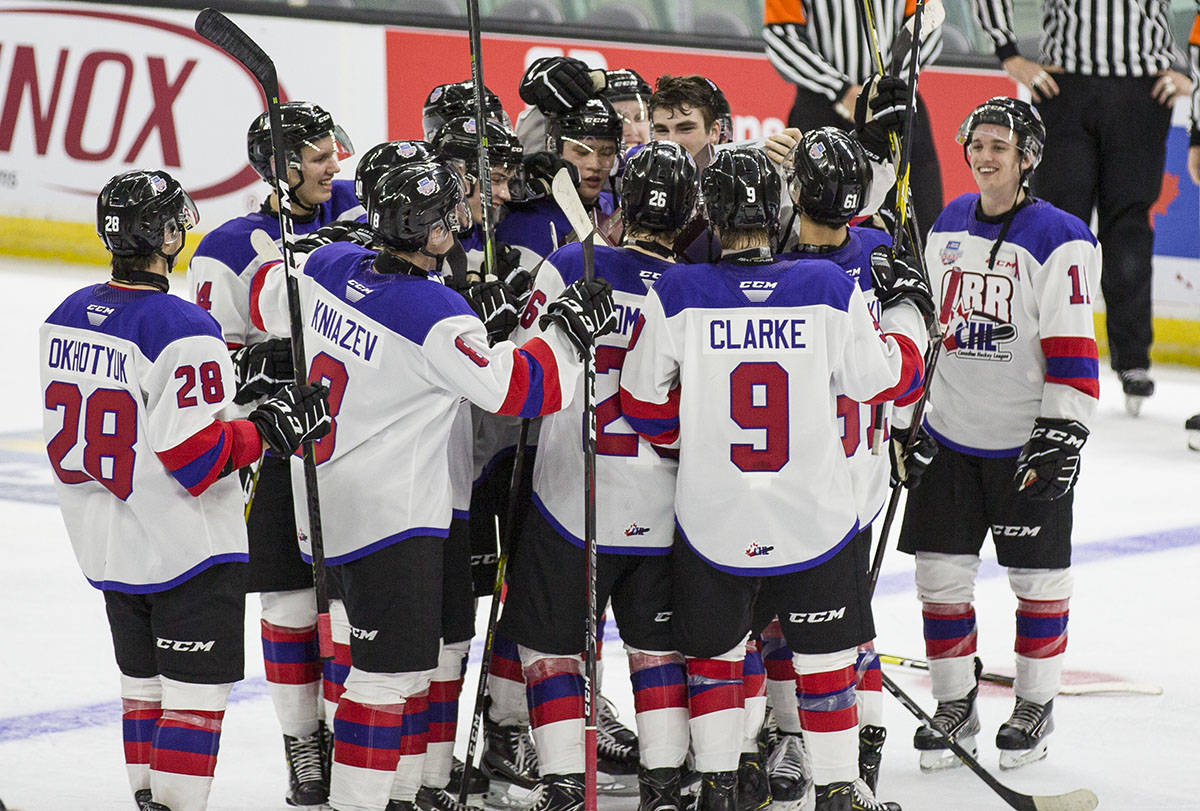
[326,179,366,223]
[191,211,278,276]
[547,243,671,297]
[933,193,1096,264]
[654,256,854,317]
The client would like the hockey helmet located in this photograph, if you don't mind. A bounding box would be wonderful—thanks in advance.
[246,101,354,183]
[421,80,510,141]
[547,96,624,155]
[432,116,524,171]
[700,77,734,144]
[367,162,469,253]
[97,169,198,258]
[602,69,652,104]
[956,97,1045,182]
[355,140,437,204]
[701,147,780,235]
[788,127,871,227]
[621,141,698,233]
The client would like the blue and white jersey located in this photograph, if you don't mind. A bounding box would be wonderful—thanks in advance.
[250,242,583,565]
[619,257,926,575]
[496,193,616,267]
[40,285,261,593]
[922,195,1100,455]
[186,179,364,349]
[514,243,678,555]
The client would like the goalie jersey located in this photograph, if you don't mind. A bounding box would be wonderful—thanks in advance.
[619,256,925,574]
[514,242,678,555]
[40,285,258,592]
[922,195,1100,454]
[249,242,583,565]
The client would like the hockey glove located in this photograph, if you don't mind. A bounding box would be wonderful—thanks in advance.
[869,246,936,326]
[293,219,376,255]
[231,338,294,405]
[890,424,938,489]
[464,280,521,345]
[520,56,605,115]
[495,242,533,296]
[854,74,910,161]
[248,383,332,457]
[521,151,580,201]
[539,277,617,360]
[1014,417,1089,501]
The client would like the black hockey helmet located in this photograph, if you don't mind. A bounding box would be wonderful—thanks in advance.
[788,127,871,227]
[602,69,652,103]
[547,96,624,154]
[421,80,509,140]
[622,141,698,232]
[956,97,1045,183]
[367,162,469,253]
[700,77,734,144]
[432,116,524,171]
[246,101,354,183]
[97,169,198,259]
[355,140,437,204]
[701,147,780,235]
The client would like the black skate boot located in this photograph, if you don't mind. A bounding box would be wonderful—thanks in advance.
[692,770,737,811]
[598,695,640,775]
[283,730,329,806]
[813,781,852,811]
[1119,369,1155,416]
[638,765,684,811]
[385,801,418,811]
[529,773,585,811]
[736,752,771,811]
[416,784,482,811]
[481,716,540,790]
[766,733,811,808]
[850,778,900,810]
[1186,413,1200,451]
[912,661,981,772]
[858,725,886,794]
[449,756,490,798]
[134,789,171,811]
[996,697,1054,770]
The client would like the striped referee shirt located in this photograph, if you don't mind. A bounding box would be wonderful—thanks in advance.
[762,0,943,102]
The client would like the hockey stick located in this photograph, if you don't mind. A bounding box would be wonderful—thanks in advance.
[580,228,601,811]
[879,653,1164,696]
[552,168,613,247]
[881,673,1098,810]
[194,8,334,660]
[465,0,495,286]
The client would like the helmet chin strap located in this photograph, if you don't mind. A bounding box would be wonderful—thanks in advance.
[112,260,170,292]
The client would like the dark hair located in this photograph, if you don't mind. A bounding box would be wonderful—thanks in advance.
[649,75,719,132]
[111,253,154,276]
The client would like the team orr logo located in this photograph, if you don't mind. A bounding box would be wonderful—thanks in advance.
[940,268,1017,361]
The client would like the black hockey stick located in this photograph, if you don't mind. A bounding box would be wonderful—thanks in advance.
[879,653,1164,696]
[581,229,600,811]
[880,673,1098,810]
[466,0,496,285]
[194,8,334,659]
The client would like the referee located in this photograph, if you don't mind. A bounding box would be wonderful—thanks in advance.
[975,0,1195,412]
[762,0,945,232]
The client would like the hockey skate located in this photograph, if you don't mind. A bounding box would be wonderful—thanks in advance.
[450,756,491,799]
[850,778,900,811]
[637,765,684,811]
[386,801,418,811]
[736,751,771,811]
[692,770,737,811]
[481,718,540,791]
[1187,413,1200,451]
[134,788,171,811]
[597,695,640,776]
[996,697,1054,770]
[1119,369,1154,416]
[766,733,811,811]
[912,683,980,772]
[813,781,853,811]
[283,730,328,807]
[858,725,886,794]
[417,784,483,811]
[527,774,584,811]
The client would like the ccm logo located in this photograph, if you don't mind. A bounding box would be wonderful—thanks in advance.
[350,626,379,641]
[992,524,1042,538]
[788,607,846,624]
[156,638,215,652]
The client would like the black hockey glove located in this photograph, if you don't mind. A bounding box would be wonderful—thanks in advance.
[539,277,617,360]
[248,383,332,457]
[890,424,938,489]
[293,219,375,255]
[854,74,909,161]
[1013,417,1089,501]
[231,338,294,405]
[464,280,521,345]
[521,151,579,201]
[519,56,604,115]
[869,246,935,326]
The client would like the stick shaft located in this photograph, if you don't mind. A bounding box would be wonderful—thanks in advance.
[582,229,599,811]
[465,0,495,284]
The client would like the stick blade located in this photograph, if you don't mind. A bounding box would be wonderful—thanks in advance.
[194,8,277,92]
[1032,789,1099,811]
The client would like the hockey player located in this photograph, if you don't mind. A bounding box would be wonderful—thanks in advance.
[495,141,697,811]
[648,75,728,164]
[41,170,330,811]
[422,80,511,141]
[619,147,933,811]
[185,100,358,807]
[248,160,616,811]
[603,69,653,148]
[896,97,1100,772]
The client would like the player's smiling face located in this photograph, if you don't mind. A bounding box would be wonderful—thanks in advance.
[651,105,719,160]
[967,124,1027,199]
[290,134,341,209]
[562,137,618,205]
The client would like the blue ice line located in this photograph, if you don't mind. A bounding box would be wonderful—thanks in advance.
[1,524,1196,745]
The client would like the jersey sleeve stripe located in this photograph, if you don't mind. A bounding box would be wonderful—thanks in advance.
[865,332,925,404]
[249,259,282,333]
[1041,337,1100,398]
[498,337,562,418]
[157,421,246,496]
[619,385,681,445]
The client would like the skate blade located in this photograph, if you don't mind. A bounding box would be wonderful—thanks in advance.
[482,784,538,811]
[1188,429,1200,451]
[1125,395,1146,416]
[596,773,639,796]
[918,735,977,772]
[998,738,1049,770]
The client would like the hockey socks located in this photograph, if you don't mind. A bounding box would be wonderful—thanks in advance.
[120,675,162,795]
[521,649,586,776]
[855,644,883,729]
[148,679,232,811]
[686,646,745,773]
[261,620,322,737]
[488,634,529,726]
[1014,597,1070,705]
[922,602,979,701]
[761,620,803,735]
[323,599,352,726]
[422,640,469,790]
[741,641,767,753]
[794,651,859,787]
[627,649,688,769]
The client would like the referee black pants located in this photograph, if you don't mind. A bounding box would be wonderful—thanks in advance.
[787,85,944,237]
[1033,73,1172,372]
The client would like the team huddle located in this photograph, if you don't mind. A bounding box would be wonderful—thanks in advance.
[38,49,1099,811]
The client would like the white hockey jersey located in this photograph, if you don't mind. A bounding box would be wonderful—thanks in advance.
[922,195,1100,454]
[250,242,583,564]
[40,285,260,592]
[619,256,926,575]
[514,242,678,554]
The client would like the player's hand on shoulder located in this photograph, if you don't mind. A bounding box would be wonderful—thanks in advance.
[294,220,375,255]
[854,74,908,160]
[869,246,935,326]
[464,280,521,345]
[764,127,802,167]
[1014,417,1088,501]
[889,424,938,489]
[521,151,580,201]
[248,383,332,456]
[539,277,616,359]
[520,56,604,115]
[231,338,294,405]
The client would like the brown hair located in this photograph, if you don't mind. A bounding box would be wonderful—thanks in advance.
[650,75,719,131]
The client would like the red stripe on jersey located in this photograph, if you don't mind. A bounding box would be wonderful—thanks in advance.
[249,259,282,333]
[687,683,743,717]
[522,336,563,414]
[498,345,532,416]
[157,421,224,471]
[866,333,925,404]
[619,384,681,444]
[156,421,233,496]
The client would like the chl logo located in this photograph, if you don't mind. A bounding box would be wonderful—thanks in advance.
[156,637,215,652]
[941,269,1017,360]
[992,524,1042,538]
[625,523,651,537]
[745,542,774,557]
[788,607,846,624]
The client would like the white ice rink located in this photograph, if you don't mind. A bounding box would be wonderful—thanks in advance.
[1,257,1197,810]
